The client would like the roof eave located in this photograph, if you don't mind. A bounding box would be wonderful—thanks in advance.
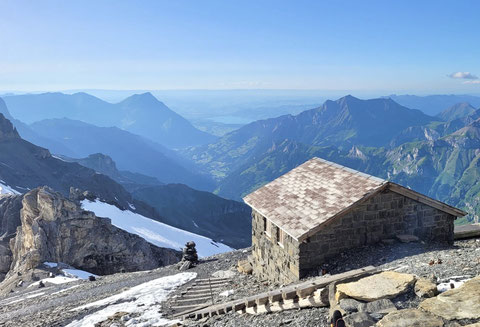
[387,182,467,217]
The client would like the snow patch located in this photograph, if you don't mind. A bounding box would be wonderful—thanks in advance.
[67,272,196,327]
[437,278,471,293]
[0,182,20,195]
[28,276,79,288]
[52,155,67,162]
[28,262,97,287]
[63,268,97,280]
[81,200,232,257]
[219,289,234,297]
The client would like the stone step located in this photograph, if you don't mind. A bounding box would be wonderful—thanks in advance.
[194,278,230,283]
[186,285,228,292]
[193,279,231,285]
[180,292,215,300]
[171,303,205,311]
[192,280,231,286]
[175,296,213,305]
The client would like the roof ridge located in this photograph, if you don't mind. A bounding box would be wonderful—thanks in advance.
[311,157,386,183]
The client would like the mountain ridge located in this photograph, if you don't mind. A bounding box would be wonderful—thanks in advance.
[3,92,216,148]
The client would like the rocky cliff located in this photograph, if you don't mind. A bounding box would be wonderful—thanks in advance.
[1,187,181,291]
[0,195,23,280]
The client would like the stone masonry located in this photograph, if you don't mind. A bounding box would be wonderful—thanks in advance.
[251,189,455,284]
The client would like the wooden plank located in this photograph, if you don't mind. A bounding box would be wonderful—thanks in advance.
[296,281,318,297]
[454,224,480,239]
[282,285,299,300]
[255,295,269,305]
[268,290,283,302]
[245,295,257,307]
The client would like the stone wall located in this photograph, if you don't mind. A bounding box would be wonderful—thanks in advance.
[251,210,301,284]
[250,189,455,284]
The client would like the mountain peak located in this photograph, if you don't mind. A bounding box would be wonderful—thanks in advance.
[338,94,360,102]
[118,92,167,109]
[0,113,20,140]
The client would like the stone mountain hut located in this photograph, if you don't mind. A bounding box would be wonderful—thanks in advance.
[243,157,467,284]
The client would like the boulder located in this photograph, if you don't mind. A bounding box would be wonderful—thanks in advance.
[376,308,444,327]
[212,270,236,279]
[343,312,376,327]
[420,276,480,320]
[415,278,439,298]
[339,298,363,313]
[237,260,253,274]
[358,299,396,314]
[336,271,416,302]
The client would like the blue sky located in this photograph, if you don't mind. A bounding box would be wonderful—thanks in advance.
[1,0,479,93]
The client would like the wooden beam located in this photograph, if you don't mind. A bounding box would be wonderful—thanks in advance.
[454,224,480,239]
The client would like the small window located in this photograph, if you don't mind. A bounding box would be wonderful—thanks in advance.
[265,218,272,237]
[277,227,285,247]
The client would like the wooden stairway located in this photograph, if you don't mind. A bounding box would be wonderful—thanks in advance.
[170,277,232,318]
[179,266,377,321]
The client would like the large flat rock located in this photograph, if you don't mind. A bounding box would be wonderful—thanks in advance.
[420,276,480,320]
[376,308,444,327]
[336,271,416,302]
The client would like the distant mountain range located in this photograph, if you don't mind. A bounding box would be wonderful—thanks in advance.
[185,95,435,179]
[3,88,480,246]
[388,94,480,116]
[28,118,214,190]
[3,92,217,148]
[436,102,477,121]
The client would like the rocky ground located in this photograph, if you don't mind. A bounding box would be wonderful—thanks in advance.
[0,238,478,326]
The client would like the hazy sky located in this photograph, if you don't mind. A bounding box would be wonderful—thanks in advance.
[1,0,479,93]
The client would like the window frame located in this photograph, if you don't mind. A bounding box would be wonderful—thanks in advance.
[277,227,285,248]
[264,218,272,237]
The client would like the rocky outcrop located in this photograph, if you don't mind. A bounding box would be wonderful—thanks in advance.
[414,278,439,298]
[0,113,20,140]
[0,194,23,280]
[376,308,444,327]
[335,271,416,302]
[2,187,180,289]
[420,276,480,320]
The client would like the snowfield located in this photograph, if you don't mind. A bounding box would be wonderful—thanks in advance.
[81,200,233,257]
[67,272,196,327]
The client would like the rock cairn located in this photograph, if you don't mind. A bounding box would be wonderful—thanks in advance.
[178,241,198,271]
